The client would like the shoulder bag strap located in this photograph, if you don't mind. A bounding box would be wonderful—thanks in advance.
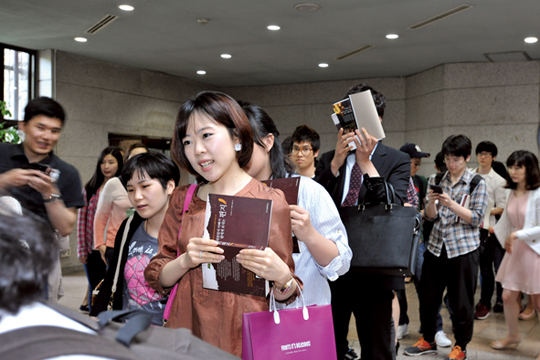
[163,184,197,323]
[111,215,135,295]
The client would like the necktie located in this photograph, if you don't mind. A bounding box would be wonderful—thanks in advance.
[342,163,362,207]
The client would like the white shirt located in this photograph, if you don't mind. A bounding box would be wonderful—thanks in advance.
[341,143,378,205]
[473,167,507,227]
[278,176,352,308]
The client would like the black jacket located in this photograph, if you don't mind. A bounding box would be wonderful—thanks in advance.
[90,213,145,316]
[315,142,411,290]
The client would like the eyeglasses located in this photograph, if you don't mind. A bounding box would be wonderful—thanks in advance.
[444,157,464,164]
[478,152,492,158]
[292,146,313,155]
[412,162,422,168]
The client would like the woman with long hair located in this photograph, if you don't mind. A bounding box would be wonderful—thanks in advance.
[492,150,540,359]
[240,102,351,307]
[76,146,123,312]
[145,91,299,356]
[94,147,148,266]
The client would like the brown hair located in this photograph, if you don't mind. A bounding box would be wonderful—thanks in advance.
[171,91,254,176]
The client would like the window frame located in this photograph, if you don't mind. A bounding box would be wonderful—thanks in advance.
[1,42,37,121]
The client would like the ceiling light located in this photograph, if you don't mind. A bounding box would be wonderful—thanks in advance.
[221,54,232,59]
[318,63,329,68]
[267,25,280,31]
[118,5,134,11]
[386,34,399,39]
[294,3,321,12]
[74,37,87,42]
[525,37,538,44]
[197,70,206,75]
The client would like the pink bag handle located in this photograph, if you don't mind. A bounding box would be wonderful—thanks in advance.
[163,184,197,324]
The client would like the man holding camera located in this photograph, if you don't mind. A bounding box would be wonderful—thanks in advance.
[0,97,84,300]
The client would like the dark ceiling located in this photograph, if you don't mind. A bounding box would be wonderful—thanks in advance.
[1,0,539,87]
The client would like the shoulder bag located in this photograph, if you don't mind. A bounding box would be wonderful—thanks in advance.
[339,181,421,276]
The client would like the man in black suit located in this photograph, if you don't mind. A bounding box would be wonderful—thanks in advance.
[315,83,410,360]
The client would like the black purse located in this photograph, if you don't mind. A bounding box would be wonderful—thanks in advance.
[339,181,421,276]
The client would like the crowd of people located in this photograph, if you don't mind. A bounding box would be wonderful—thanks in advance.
[1,83,540,360]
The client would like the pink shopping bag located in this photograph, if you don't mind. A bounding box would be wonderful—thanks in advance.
[242,288,337,360]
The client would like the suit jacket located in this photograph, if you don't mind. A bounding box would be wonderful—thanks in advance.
[494,188,540,255]
[315,142,411,290]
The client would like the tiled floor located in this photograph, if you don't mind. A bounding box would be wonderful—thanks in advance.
[60,272,539,359]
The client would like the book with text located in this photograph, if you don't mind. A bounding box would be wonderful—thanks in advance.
[261,177,301,253]
[202,194,272,297]
[332,89,386,141]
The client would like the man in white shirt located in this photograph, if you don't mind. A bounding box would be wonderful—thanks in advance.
[473,141,507,320]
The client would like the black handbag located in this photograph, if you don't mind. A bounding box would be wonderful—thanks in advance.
[339,181,421,276]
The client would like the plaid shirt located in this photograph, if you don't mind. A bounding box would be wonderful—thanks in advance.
[407,177,419,208]
[426,168,488,259]
[77,187,101,257]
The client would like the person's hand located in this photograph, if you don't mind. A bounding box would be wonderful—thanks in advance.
[0,168,39,188]
[505,231,518,254]
[434,192,455,208]
[290,205,314,242]
[98,245,107,265]
[236,247,290,285]
[353,127,378,166]
[330,129,355,175]
[79,255,87,264]
[27,170,58,198]
[183,237,224,269]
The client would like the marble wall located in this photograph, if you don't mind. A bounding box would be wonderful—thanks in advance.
[406,62,540,177]
[52,51,207,272]
[51,50,539,272]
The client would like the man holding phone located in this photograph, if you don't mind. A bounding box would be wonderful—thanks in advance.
[405,135,488,360]
[0,97,84,236]
[0,97,84,300]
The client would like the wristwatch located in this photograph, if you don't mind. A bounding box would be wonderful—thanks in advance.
[43,193,62,203]
[274,276,295,294]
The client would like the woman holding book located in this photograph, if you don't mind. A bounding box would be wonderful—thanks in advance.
[492,151,540,358]
[241,102,352,307]
[144,91,299,357]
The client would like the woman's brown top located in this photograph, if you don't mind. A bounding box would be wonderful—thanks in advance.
[144,178,299,357]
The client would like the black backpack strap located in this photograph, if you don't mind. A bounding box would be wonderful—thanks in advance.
[435,171,446,185]
[469,174,483,194]
[0,326,137,360]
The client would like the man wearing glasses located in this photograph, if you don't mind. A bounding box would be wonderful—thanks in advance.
[473,141,507,320]
[290,125,320,178]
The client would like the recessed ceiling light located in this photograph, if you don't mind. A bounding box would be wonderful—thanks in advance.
[197,70,206,75]
[221,54,232,59]
[318,63,329,68]
[267,25,281,31]
[74,37,87,42]
[525,37,538,44]
[294,3,321,12]
[386,34,399,39]
[119,5,134,11]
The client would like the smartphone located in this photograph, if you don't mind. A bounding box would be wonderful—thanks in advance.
[24,163,50,172]
[430,184,443,194]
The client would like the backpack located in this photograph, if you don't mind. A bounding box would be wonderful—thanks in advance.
[0,302,240,360]
[422,172,483,241]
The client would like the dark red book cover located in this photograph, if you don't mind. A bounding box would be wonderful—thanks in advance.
[261,177,301,253]
[202,194,272,297]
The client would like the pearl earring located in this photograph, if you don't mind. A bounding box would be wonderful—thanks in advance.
[235,143,242,152]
